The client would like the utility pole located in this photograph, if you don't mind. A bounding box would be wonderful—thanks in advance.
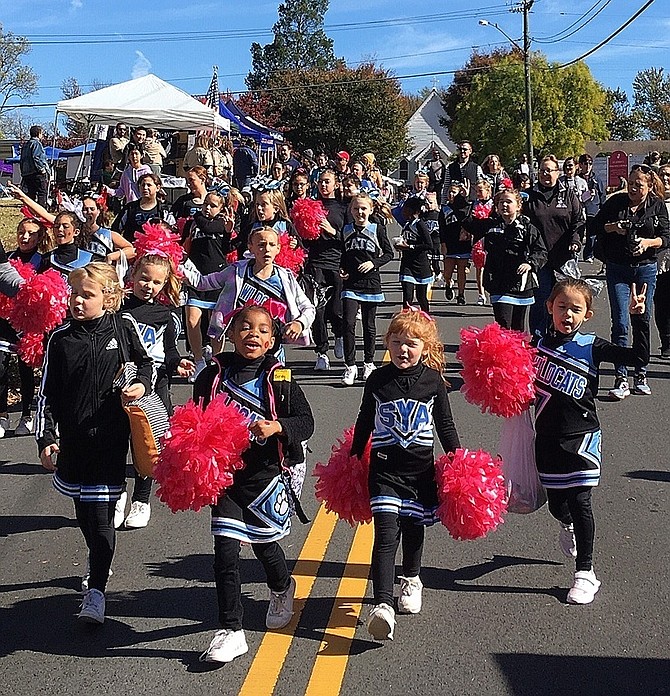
[523,0,534,177]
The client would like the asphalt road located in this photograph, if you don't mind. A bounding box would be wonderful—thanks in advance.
[0,261,668,696]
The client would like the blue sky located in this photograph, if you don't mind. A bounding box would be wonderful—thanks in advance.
[2,0,668,127]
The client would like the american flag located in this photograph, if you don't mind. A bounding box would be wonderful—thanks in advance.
[205,66,219,111]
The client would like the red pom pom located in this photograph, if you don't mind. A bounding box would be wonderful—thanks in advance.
[134,222,184,273]
[9,269,69,336]
[0,259,32,320]
[313,426,372,526]
[16,332,44,367]
[226,250,238,264]
[435,448,508,540]
[291,198,327,240]
[275,232,306,275]
[472,201,493,219]
[457,322,536,418]
[154,395,251,512]
[471,239,486,269]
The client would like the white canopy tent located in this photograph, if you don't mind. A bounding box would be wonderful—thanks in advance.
[56,73,230,131]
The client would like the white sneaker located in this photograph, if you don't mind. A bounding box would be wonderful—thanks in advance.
[632,374,652,395]
[78,588,105,624]
[362,362,376,380]
[559,523,577,558]
[334,337,344,359]
[608,377,630,401]
[266,576,296,629]
[314,353,330,371]
[341,365,358,386]
[81,560,113,593]
[0,416,9,438]
[113,491,127,529]
[367,602,395,640]
[477,294,487,306]
[397,576,423,614]
[124,501,151,529]
[14,415,33,436]
[199,629,248,663]
[567,568,601,605]
[189,357,207,383]
[433,273,445,288]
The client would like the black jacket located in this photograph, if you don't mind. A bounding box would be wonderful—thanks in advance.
[340,221,393,295]
[36,313,153,452]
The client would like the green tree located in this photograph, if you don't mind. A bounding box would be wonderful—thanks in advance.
[0,24,38,124]
[246,0,337,92]
[262,63,410,168]
[604,88,643,141]
[444,50,608,164]
[632,67,670,139]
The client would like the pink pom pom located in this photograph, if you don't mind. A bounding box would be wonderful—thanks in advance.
[226,250,238,265]
[435,448,508,540]
[457,322,536,418]
[275,232,306,275]
[154,395,251,512]
[9,269,69,336]
[291,198,327,241]
[313,426,372,526]
[471,239,486,270]
[134,222,184,272]
[16,332,44,367]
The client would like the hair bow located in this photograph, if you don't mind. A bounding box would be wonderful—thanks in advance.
[222,297,288,331]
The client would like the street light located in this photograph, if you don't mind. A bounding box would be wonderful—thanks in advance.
[479,1,535,176]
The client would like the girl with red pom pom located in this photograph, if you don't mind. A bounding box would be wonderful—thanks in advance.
[36,262,153,625]
[534,277,648,604]
[194,304,314,664]
[350,309,461,641]
[461,187,547,331]
[116,249,196,530]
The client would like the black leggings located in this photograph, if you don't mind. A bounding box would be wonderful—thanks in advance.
[342,298,378,366]
[492,303,529,332]
[371,512,425,607]
[74,500,116,592]
[213,536,290,630]
[401,283,429,313]
[0,353,35,415]
[309,267,343,354]
[546,487,595,572]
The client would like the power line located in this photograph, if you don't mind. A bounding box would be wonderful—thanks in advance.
[534,0,613,44]
[558,0,655,67]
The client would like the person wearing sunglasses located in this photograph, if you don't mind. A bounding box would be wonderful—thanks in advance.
[594,164,670,399]
[524,154,583,337]
[441,141,484,204]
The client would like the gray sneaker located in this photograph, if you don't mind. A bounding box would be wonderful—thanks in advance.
[78,589,105,624]
[632,374,651,395]
[266,577,296,629]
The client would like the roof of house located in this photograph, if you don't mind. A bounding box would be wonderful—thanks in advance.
[405,89,455,161]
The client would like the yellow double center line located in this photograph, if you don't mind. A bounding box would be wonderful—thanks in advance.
[239,506,372,695]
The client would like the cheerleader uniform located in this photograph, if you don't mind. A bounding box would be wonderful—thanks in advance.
[36,313,152,593]
[340,221,393,368]
[439,195,470,260]
[462,214,547,331]
[237,216,300,259]
[112,200,171,243]
[421,209,442,278]
[534,316,649,572]
[351,362,460,608]
[399,218,434,313]
[85,226,115,258]
[194,352,314,632]
[184,212,234,310]
[40,242,101,278]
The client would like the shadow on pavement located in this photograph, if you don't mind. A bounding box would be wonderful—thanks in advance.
[0,461,45,475]
[625,469,670,483]
[0,514,78,538]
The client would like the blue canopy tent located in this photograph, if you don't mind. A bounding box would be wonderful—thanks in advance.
[223,100,282,151]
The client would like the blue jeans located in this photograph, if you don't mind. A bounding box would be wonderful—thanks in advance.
[529,265,555,338]
[605,261,656,378]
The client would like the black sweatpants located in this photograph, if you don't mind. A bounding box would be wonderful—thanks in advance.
[309,267,343,355]
[371,512,425,607]
[74,500,116,592]
[342,298,378,366]
[401,282,429,313]
[213,536,290,630]
[653,271,670,351]
[492,302,529,332]
[546,486,595,572]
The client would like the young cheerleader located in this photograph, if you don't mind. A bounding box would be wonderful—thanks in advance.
[350,309,460,640]
[462,188,547,331]
[183,190,236,381]
[440,181,470,304]
[112,173,172,243]
[340,193,393,385]
[40,211,100,277]
[117,250,195,529]
[0,218,51,437]
[238,188,299,259]
[37,262,153,624]
[535,277,648,604]
[195,304,314,663]
[395,197,434,313]
[422,192,443,283]
[184,226,314,355]
[470,179,495,306]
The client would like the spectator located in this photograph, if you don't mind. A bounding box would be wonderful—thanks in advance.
[212,136,234,182]
[115,145,152,203]
[143,129,167,175]
[107,123,129,169]
[481,153,510,195]
[276,142,301,176]
[361,152,383,190]
[441,141,483,204]
[183,134,213,174]
[425,148,446,198]
[19,125,49,206]
[334,151,351,178]
[232,137,259,189]
[120,126,148,170]
[578,153,606,262]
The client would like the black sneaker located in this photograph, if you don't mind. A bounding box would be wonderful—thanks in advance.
[661,346,670,359]
[444,286,455,301]
[456,295,466,306]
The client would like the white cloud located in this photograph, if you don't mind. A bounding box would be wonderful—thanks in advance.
[71,0,83,8]
[132,51,152,79]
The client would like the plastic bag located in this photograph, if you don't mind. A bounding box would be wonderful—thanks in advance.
[498,410,546,514]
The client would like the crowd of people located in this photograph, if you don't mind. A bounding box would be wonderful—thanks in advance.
[6,125,670,662]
